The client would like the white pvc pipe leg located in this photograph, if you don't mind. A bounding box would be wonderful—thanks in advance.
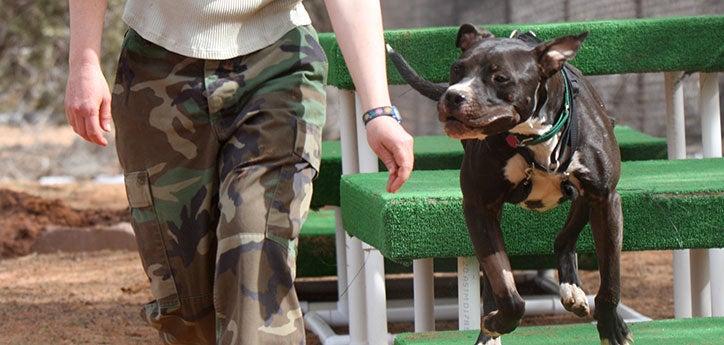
[672,251,692,318]
[413,258,435,332]
[355,93,389,343]
[699,73,722,158]
[457,256,481,330]
[664,71,693,319]
[690,249,712,316]
[345,235,369,345]
[699,72,723,317]
[333,207,349,316]
[337,88,368,344]
[337,89,357,318]
[363,243,389,344]
[710,249,724,316]
[338,88,360,175]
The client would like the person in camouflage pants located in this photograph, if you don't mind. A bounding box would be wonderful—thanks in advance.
[111,26,326,344]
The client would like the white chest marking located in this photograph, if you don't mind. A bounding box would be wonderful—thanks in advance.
[502,150,587,212]
[508,116,561,169]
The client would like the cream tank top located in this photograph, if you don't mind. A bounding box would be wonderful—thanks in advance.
[122,0,312,59]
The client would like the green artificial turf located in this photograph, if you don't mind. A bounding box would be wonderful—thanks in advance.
[311,141,343,209]
[340,158,724,260]
[394,317,724,345]
[312,126,666,208]
[320,16,724,89]
[297,209,338,277]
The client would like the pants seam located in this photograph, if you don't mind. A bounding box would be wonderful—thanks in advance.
[264,164,292,245]
[146,173,183,309]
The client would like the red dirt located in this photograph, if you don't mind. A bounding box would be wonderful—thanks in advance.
[0,188,129,258]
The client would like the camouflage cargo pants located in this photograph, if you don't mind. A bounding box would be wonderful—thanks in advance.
[111,26,326,345]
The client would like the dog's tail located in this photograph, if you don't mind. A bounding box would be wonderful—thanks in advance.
[386,43,446,101]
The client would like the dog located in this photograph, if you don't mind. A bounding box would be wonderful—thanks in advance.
[388,25,631,345]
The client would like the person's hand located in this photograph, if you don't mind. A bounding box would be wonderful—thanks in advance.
[365,116,414,193]
[64,63,112,146]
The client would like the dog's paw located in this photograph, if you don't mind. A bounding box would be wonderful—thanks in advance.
[559,283,590,317]
[600,333,633,345]
[474,331,501,345]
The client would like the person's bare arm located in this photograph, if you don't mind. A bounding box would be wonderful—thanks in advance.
[324,0,413,193]
[65,0,111,146]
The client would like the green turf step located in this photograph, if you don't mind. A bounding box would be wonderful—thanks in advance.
[296,210,463,277]
[298,209,337,277]
[341,158,724,261]
[295,210,599,277]
[394,317,724,345]
[320,16,724,89]
[312,126,666,208]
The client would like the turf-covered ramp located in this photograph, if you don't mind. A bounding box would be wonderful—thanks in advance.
[320,16,724,89]
[394,317,724,345]
[341,158,724,261]
[312,126,665,208]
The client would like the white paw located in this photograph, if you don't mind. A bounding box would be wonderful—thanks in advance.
[559,283,590,317]
[600,337,632,345]
[483,337,502,345]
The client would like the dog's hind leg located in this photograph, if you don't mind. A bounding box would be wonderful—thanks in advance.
[463,201,524,343]
[554,197,591,317]
[589,191,631,345]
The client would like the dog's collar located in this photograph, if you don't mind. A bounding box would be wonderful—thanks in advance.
[505,68,572,148]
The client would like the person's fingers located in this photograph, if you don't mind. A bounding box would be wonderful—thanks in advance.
[67,103,89,141]
[377,147,397,174]
[99,96,112,132]
[84,109,108,146]
[375,145,399,191]
[65,105,75,129]
[387,140,413,193]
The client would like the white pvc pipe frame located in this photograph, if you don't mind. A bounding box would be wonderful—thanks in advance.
[665,72,723,319]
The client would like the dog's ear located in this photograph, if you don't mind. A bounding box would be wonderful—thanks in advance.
[534,32,588,77]
[456,24,493,51]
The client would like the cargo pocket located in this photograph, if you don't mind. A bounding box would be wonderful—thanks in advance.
[265,119,321,248]
[124,171,180,309]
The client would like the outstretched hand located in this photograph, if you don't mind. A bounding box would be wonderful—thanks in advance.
[365,116,414,193]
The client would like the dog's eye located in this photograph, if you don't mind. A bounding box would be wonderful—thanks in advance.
[493,74,510,83]
[451,64,464,74]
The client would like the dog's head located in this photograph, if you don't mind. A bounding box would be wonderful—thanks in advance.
[439,24,588,140]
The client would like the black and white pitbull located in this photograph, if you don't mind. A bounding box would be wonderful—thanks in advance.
[388,25,631,345]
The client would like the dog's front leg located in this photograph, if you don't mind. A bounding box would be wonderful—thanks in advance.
[589,191,631,345]
[463,200,524,344]
[554,197,591,317]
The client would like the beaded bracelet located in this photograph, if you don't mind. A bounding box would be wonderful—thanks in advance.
[362,105,401,125]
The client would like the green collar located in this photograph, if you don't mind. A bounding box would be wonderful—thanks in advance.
[505,68,572,148]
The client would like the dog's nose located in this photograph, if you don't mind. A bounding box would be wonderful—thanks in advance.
[445,91,466,108]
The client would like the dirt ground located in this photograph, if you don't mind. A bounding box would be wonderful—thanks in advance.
[0,182,674,345]
[0,248,673,345]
